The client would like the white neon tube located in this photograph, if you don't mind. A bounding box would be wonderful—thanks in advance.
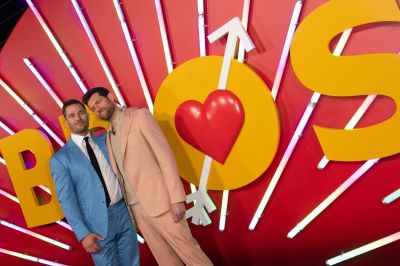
[318,94,377,169]
[249,28,352,230]
[137,233,145,244]
[25,0,87,93]
[23,58,63,108]
[326,231,400,265]
[0,121,15,135]
[0,188,72,230]
[0,120,13,165]
[319,50,398,169]
[382,187,400,204]
[237,0,251,63]
[219,190,229,231]
[0,219,72,250]
[271,0,304,100]
[0,78,64,146]
[0,188,18,203]
[0,248,67,266]
[219,0,252,231]
[112,0,153,112]
[154,0,174,73]
[197,0,206,57]
[71,0,126,106]
[287,158,379,238]
[219,191,228,231]
[189,0,208,196]
[249,93,320,230]
[219,1,253,231]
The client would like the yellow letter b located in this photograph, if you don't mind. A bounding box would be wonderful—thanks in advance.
[0,129,63,227]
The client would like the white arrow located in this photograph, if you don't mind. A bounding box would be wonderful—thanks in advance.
[185,17,255,226]
[208,17,255,90]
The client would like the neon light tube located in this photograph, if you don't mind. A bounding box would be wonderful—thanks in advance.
[0,78,64,146]
[0,248,67,266]
[191,0,206,195]
[219,189,228,231]
[0,219,72,250]
[219,190,229,231]
[220,0,252,231]
[112,0,153,112]
[197,0,206,57]
[237,0,251,63]
[271,0,304,100]
[0,188,72,231]
[287,158,379,238]
[137,233,145,244]
[318,94,376,169]
[0,187,68,231]
[249,28,352,230]
[154,0,174,73]
[382,188,400,204]
[0,120,11,170]
[319,50,397,169]
[249,93,321,230]
[326,231,400,265]
[0,188,18,203]
[0,120,15,135]
[23,58,63,108]
[71,0,126,106]
[25,0,88,93]
[112,0,192,197]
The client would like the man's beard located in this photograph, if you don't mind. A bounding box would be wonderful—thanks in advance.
[72,123,89,134]
[100,105,115,121]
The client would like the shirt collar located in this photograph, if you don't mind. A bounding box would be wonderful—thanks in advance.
[71,132,91,147]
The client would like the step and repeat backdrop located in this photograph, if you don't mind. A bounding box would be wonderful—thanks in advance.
[0,0,399,265]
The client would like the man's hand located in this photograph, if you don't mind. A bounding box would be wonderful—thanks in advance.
[171,202,186,223]
[81,233,104,253]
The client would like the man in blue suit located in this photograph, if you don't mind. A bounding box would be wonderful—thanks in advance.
[50,99,139,265]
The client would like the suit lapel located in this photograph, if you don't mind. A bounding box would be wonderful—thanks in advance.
[66,139,92,169]
[120,111,132,159]
[106,133,119,174]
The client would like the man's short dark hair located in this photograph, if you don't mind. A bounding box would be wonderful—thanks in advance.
[82,87,110,105]
[62,99,86,118]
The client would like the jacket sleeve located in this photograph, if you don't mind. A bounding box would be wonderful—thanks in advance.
[50,156,91,241]
[138,108,186,204]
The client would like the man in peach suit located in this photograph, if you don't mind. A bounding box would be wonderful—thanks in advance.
[83,87,212,266]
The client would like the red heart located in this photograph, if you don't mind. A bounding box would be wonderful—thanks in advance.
[175,90,245,164]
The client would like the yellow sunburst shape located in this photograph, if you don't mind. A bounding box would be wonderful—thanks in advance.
[154,56,280,190]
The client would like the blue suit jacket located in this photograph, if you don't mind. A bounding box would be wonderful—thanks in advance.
[50,133,110,241]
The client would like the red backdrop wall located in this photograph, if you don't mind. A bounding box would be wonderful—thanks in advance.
[0,0,399,265]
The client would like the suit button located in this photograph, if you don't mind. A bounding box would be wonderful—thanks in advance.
[102,201,105,204]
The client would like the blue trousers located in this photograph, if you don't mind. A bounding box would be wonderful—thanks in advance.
[91,199,140,266]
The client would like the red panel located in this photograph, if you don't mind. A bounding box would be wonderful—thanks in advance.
[0,0,399,265]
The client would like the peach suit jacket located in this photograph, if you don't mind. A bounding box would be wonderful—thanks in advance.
[106,107,186,217]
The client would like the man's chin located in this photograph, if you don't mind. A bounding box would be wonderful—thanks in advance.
[73,127,89,134]
[99,114,112,121]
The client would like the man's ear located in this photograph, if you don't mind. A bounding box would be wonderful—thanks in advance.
[64,117,70,129]
[107,92,115,102]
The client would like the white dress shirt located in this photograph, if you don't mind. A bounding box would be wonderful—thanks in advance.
[71,133,122,205]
